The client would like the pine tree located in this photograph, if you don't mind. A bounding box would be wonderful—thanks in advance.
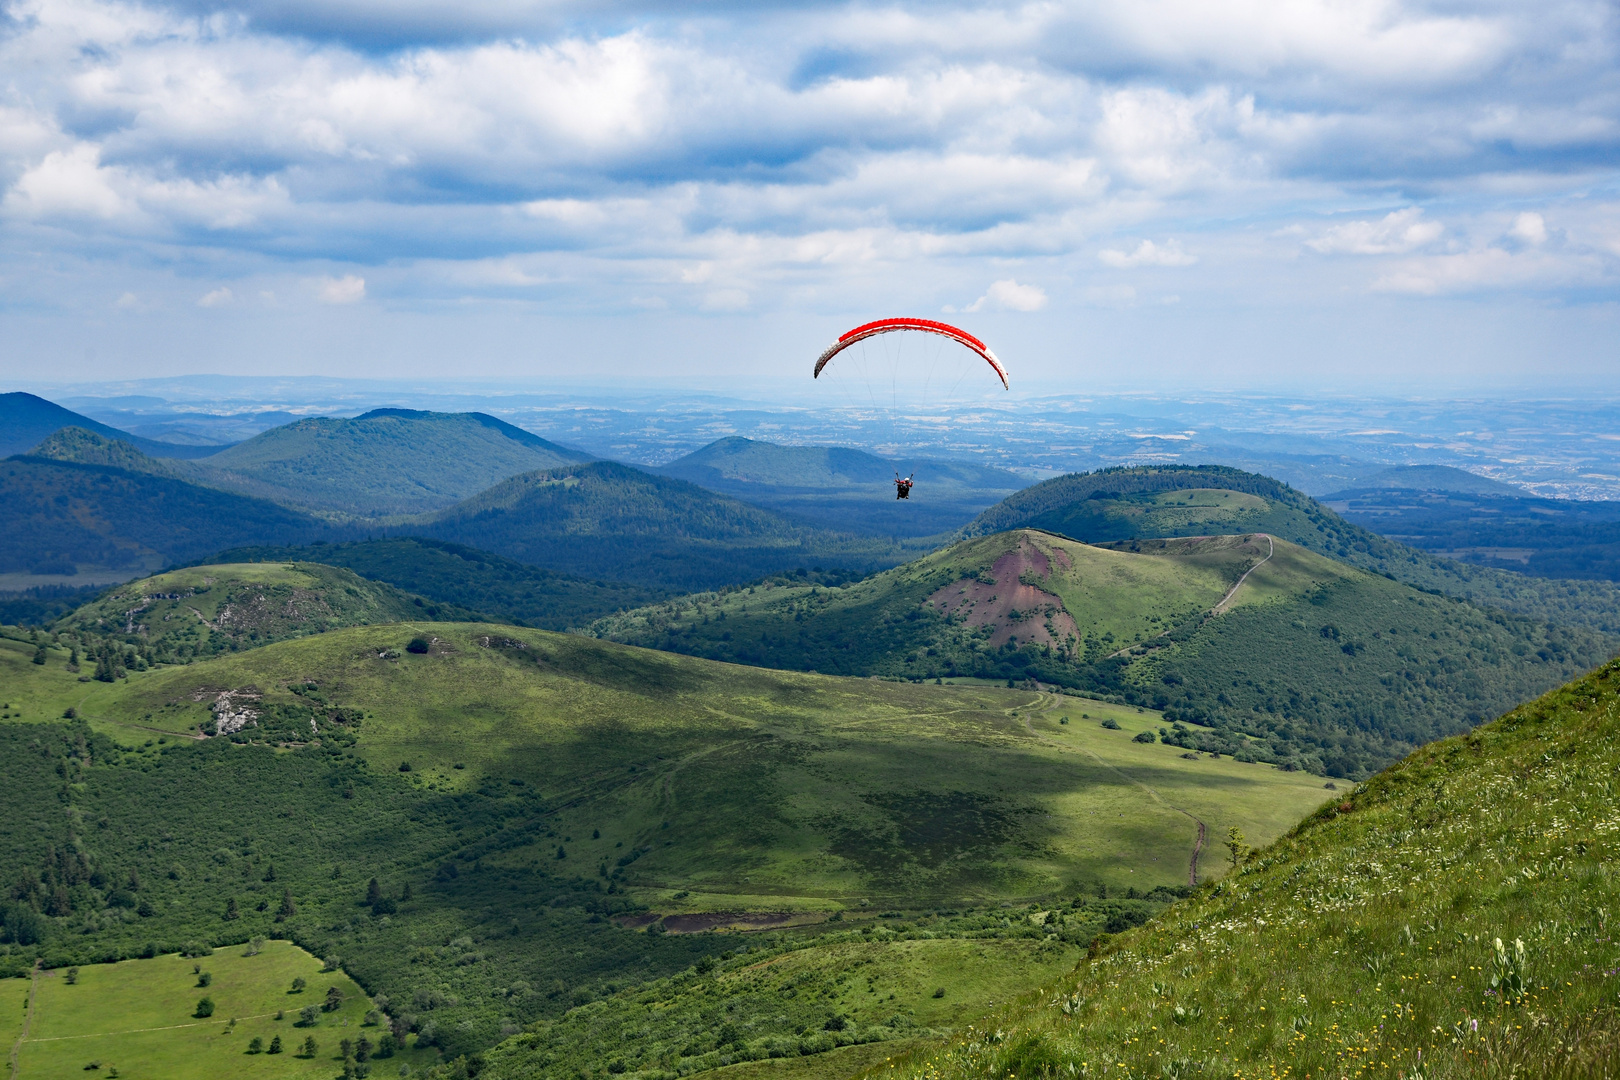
[31,644,47,665]
[301,1035,318,1058]
[276,887,295,921]
[224,897,240,920]
[365,877,382,906]
[268,1035,283,1054]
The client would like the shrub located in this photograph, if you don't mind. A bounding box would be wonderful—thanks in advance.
[1101,718,1121,730]
[194,997,215,1018]
[1132,730,1156,743]
[292,977,306,993]
[268,1035,282,1054]
[406,638,430,654]
[247,1036,263,1053]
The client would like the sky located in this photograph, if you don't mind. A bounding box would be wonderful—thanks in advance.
[1,0,1618,391]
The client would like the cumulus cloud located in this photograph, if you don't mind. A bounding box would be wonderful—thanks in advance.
[1307,209,1443,255]
[1510,212,1547,246]
[966,280,1048,312]
[1098,239,1197,267]
[197,287,234,307]
[317,275,366,303]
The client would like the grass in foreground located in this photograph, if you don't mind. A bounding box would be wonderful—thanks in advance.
[872,657,1620,1080]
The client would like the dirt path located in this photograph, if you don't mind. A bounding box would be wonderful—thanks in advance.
[24,1009,284,1044]
[1212,533,1274,615]
[9,961,42,1079]
[1187,818,1206,887]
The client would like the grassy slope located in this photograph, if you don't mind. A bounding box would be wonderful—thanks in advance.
[589,530,1607,776]
[49,561,467,661]
[417,462,922,591]
[204,538,666,631]
[963,464,1620,636]
[0,623,1326,1067]
[12,940,434,1080]
[0,457,329,580]
[874,657,1620,1080]
[182,410,590,518]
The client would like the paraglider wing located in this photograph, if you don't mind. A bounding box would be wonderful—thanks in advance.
[813,317,1009,390]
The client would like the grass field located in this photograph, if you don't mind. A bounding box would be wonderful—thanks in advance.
[8,940,434,1080]
[876,657,1620,1080]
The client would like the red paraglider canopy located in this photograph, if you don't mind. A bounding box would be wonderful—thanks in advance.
[813,317,1009,390]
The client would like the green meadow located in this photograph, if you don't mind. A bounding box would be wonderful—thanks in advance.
[9,940,435,1079]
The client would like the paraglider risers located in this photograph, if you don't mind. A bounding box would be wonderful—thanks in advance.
[895,473,914,500]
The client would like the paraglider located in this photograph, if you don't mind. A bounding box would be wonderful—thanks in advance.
[813,317,1009,390]
[813,318,1008,502]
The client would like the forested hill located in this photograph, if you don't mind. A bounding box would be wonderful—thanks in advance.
[590,529,1610,778]
[0,455,330,579]
[963,464,1620,634]
[416,460,920,591]
[0,391,225,460]
[178,409,593,517]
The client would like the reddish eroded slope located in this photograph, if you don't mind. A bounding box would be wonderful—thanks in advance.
[926,535,1079,649]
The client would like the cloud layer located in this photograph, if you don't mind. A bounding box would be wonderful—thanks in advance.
[0,0,1617,382]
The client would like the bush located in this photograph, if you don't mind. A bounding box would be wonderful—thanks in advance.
[195,996,215,1018]
[1132,731,1157,743]
[406,638,431,654]
[1101,718,1121,730]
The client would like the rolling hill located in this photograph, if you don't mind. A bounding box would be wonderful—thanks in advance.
[0,391,228,460]
[26,425,181,475]
[868,656,1620,1080]
[962,464,1620,634]
[654,437,1022,537]
[415,461,921,591]
[590,528,1611,777]
[51,561,471,663]
[179,409,592,517]
[0,621,1328,1068]
[205,537,667,631]
[0,454,331,586]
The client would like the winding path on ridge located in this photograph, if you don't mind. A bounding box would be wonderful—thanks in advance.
[9,961,42,1079]
[1016,693,1209,888]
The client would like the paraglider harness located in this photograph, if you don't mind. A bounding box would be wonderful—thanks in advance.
[894,472,914,500]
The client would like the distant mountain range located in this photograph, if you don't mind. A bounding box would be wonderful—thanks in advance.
[0,392,228,459]
[653,436,1021,537]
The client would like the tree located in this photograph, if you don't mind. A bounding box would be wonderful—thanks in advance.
[291,976,307,993]
[268,1035,283,1054]
[248,1036,264,1053]
[31,644,46,665]
[64,967,79,985]
[324,985,345,1012]
[224,897,240,920]
[197,971,212,987]
[356,1035,372,1062]
[365,878,382,906]
[195,996,215,1018]
[276,887,295,921]
[262,864,277,883]
[406,637,430,654]
[300,1035,319,1058]
[46,886,71,917]
[1132,730,1156,743]
[298,1005,319,1026]
[1224,826,1248,872]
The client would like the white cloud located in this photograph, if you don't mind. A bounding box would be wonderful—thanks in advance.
[1510,212,1547,246]
[1307,209,1443,255]
[966,279,1048,312]
[1098,239,1198,268]
[5,145,129,220]
[197,287,234,307]
[114,292,138,309]
[317,275,366,303]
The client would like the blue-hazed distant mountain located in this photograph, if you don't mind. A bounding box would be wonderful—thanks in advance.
[0,392,230,459]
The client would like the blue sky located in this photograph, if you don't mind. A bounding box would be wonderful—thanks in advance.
[1,0,1617,390]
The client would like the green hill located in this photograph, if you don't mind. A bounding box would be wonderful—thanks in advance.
[871,657,1620,1080]
[416,461,920,591]
[182,409,592,518]
[51,561,467,664]
[0,456,329,584]
[590,529,1610,776]
[963,464,1620,634]
[655,437,1021,537]
[0,391,227,460]
[27,426,179,476]
[205,537,666,631]
[0,621,1328,1067]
